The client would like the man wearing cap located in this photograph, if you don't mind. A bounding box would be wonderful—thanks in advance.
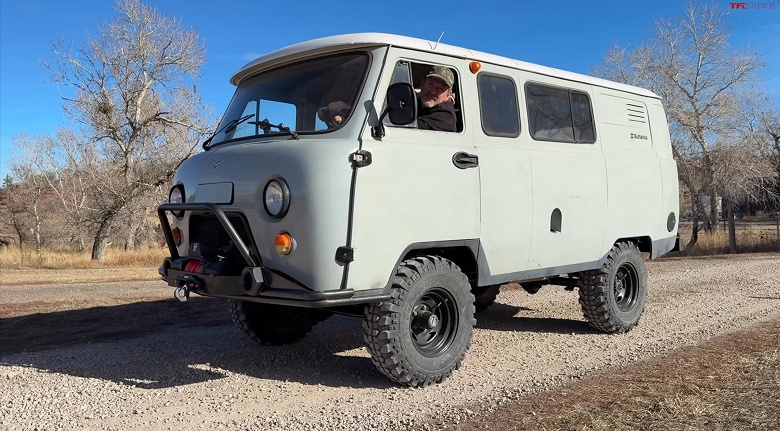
[318,65,457,132]
[416,65,457,132]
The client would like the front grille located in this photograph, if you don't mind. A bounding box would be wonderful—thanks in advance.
[189,213,256,263]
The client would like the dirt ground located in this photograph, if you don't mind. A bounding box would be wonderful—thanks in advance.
[2,253,780,430]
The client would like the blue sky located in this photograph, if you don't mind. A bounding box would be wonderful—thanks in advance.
[1,0,778,178]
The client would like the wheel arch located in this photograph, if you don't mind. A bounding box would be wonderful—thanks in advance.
[395,240,480,284]
[610,236,652,256]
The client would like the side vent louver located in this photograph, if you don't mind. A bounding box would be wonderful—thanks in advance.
[627,103,647,124]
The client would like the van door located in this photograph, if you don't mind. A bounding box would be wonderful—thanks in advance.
[520,76,608,270]
[467,66,533,285]
[347,50,480,291]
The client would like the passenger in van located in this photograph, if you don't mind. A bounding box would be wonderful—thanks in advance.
[317,65,457,132]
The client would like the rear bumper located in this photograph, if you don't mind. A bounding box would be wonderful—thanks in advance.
[652,234,682,258]
[670,234,684,253]
[157,202,390,308]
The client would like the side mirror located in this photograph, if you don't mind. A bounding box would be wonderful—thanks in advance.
[386,82,417,125]
[372,82,418,138]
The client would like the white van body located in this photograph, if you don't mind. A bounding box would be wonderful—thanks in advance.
[159,33,679,387]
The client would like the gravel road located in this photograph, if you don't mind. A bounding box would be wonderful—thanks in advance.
[2,254,779,430]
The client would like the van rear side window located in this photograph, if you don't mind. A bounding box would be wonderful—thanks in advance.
[478,74,520,137]
[526,83,596,144]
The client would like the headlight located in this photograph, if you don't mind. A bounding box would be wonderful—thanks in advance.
[264,178,290,218]
[169,185,184,204]
[168,185,185,217]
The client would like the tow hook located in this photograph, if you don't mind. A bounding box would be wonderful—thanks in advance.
[174,274,202,302]
[173,286,190,302]
[174,284,189,302]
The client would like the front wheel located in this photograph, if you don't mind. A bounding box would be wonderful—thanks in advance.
[229,300,330,345]
[363,256,476,387]
[577,242,647,333]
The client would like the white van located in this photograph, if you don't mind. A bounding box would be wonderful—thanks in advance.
[158,33,680,387]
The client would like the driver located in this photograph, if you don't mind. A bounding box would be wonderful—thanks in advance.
[318,100,351,127]
[318,65,457,132]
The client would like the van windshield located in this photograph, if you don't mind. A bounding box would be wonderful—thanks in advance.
[208,53,369,147]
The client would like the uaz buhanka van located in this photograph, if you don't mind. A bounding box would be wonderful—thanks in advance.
[158,33,680,387]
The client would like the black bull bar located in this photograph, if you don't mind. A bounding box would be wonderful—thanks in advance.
[157,202,391,307]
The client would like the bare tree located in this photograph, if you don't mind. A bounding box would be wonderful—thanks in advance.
[754,96,780,193]
[5,135,58,252]
[118,186,166,250]
[19,130,97,251]
[43,0,212,260]
[593,2,764,249]
[713,143,776,252]
[1,179,31,249]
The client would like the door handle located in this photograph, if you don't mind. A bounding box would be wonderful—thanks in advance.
[452,152,479,169]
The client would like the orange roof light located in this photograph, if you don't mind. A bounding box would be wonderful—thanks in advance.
[469,61,481,74]
[274,232,294,255]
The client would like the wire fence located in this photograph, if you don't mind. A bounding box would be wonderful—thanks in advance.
[678,218,780,255]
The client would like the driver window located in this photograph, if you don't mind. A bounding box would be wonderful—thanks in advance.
[385,60,462,132]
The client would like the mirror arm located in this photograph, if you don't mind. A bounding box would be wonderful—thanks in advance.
[372,106,390,139]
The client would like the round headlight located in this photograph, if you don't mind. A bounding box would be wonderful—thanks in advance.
[168,185,185,217]
[169,186,184,204]
[264,178,290,218]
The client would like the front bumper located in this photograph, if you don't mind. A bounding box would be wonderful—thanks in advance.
[157,202,390,308]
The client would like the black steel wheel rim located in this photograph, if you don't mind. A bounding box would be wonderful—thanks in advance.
[614,262,639,312]
[410,287,458,357]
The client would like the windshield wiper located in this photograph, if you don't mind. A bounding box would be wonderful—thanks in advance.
[202,114,256,150]
[250,118,299,140]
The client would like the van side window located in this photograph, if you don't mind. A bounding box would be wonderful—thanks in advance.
[526,83,596,144]
[571,91,595,142]
[478,74,520,137]
[385,61,463,132]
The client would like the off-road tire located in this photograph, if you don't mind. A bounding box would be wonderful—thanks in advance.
[229,300,330,345]
[363,256,476,387]
[472,285,500,313]
[577,241,647,333]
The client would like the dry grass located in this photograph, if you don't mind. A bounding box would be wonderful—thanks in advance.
[0,247,167,269]
[1,267,162,286]
[0,247,166,285]
[677,223,780,256]
[451,319,780,431]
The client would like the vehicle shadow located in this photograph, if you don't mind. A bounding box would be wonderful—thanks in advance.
[0,298,393,390]
[475,302,597,335]
[1,297,597,390]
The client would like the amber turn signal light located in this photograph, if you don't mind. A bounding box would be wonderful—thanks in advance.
[172,227,182,246]
[275,232,293,255]
[469,61,481,74]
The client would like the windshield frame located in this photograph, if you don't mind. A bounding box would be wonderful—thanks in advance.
[207,51,372,148]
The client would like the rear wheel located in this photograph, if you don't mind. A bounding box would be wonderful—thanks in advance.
[472,284,500,313]
[229,300,330,345]
[363,256,476,387]
[577,242,647,333]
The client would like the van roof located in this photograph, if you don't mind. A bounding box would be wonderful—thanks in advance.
[231,33,660,99]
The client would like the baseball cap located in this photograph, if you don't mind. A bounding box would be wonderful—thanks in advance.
[426,65,455,89]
